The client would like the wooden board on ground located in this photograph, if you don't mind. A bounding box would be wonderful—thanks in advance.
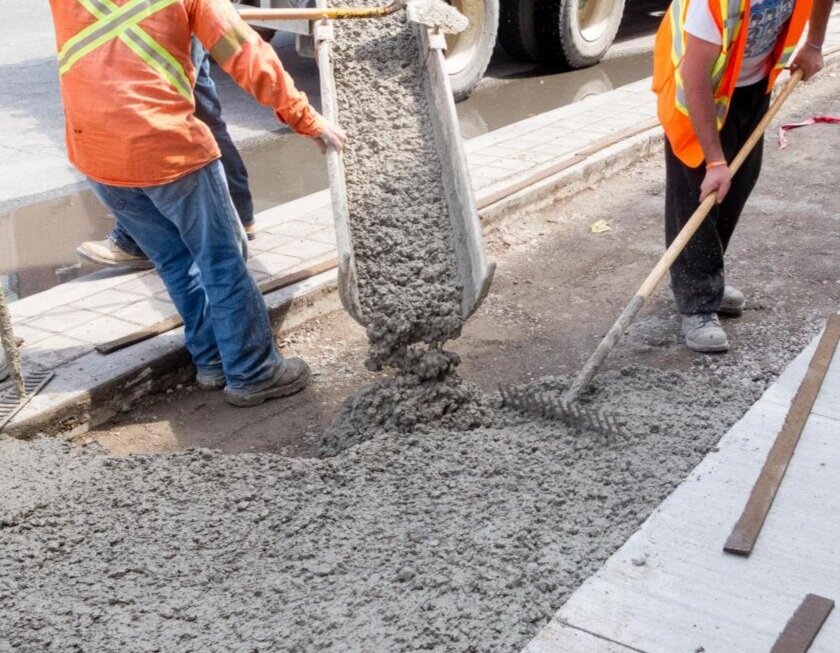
[771,594,834,653]
[724,314,840,556]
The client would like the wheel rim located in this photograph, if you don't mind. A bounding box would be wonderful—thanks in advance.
[444,0,486,77]
[577,0,614,43]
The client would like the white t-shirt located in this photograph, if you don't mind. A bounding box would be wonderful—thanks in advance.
[685,0,796,86]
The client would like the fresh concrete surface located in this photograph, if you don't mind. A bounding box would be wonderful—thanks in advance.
[523,316,840,653]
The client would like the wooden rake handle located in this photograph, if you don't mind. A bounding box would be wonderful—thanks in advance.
[563,69,804,405]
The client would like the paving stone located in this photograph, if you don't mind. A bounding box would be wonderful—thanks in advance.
[76,288,144,315]
[23,334,89,369]
[275,238,334,260]
[114,272,167,296]
[8,322,54,347]
[249,231,298,252]
[63,315,142,346]
[307,228,337,246]
[111,297,179,327]
[267,219,324,238]
[30,306,101,333]
[248,252,304,278]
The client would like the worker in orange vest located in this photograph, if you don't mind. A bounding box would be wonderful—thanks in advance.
[47,0,346,406]
[652,0,832,352]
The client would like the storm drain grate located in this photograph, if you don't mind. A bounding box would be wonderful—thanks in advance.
[0,370,55,432]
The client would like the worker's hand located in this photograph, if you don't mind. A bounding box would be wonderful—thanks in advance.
[700,165,732,204]
[313,121,347,154]
[791,44,824,81]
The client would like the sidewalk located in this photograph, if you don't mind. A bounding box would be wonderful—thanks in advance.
[5,13,840,437]
[522,314,840,652]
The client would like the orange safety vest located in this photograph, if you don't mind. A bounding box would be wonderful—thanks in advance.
[652,0,812,167]
[49,0,324,187]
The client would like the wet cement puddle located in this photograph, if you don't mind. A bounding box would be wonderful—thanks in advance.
[0,50,650,302]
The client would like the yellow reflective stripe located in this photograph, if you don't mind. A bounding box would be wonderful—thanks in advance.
[719,0,730,50]
[58,0,180,75]
[121,30,193,99]
[669,0,683,62]
[209,23,251,65]
[93,0,191,97]
[77,0,107,20]
[60,0,191,99]
[775,44,796,68]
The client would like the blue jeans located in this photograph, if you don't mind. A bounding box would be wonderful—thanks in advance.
[89,161,281,392]
[112,38,254,257]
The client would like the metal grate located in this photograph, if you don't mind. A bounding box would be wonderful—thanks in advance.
[0,370,54,432]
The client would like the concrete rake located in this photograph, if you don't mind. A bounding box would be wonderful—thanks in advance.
[501,70,804,438]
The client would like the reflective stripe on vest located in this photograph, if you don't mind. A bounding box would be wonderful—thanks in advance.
[58,0,191,101]
[673,0,746,124]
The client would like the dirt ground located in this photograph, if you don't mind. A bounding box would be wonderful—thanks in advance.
[86,69,840,459]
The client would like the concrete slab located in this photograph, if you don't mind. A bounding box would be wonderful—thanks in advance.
[523,315,840,653]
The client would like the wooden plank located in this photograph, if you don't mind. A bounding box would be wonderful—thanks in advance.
[771,594,834,653]
[95,256,337,355]
[724,314,840,556]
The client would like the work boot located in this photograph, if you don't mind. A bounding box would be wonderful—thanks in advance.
[682,313,729,353]
[224,358,311,407]
[77,237,154,270]
[719,285,745,317]
[195,370,226,391]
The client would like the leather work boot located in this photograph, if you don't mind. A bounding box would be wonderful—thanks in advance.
[195,371,226,391]
[719,285,745,317]
[682,313,729,353]
[224,358,311,407]
[77,237,154,269]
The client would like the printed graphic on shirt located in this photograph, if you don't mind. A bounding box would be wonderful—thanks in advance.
[744,0,796,58]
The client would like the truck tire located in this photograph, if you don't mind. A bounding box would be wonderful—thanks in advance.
[537,0,625,69]
[498,0,539,63]
[445,0,499,101]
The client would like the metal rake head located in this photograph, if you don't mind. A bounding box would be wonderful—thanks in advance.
[499,384,622,440]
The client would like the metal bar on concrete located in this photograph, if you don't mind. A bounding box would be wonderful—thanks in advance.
[724,314,840,556]
[771,594,834,653]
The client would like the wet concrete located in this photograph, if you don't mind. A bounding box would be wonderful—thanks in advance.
[0,2,658,301]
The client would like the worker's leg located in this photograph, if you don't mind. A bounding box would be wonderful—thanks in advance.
[716,80,771,252]
[110,224,146,257]
[86,181,222,378]
[664,142,726,314]
[144,161,281,391]
[191,38,255,230]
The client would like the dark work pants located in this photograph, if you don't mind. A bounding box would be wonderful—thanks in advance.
[665,78,771,315]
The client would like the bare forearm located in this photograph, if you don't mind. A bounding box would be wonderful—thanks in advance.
[683,56,724,163]
[807,0,833,46]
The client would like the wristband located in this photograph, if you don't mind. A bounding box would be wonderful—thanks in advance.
[705,160,727,170]
[805,41,823,51]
